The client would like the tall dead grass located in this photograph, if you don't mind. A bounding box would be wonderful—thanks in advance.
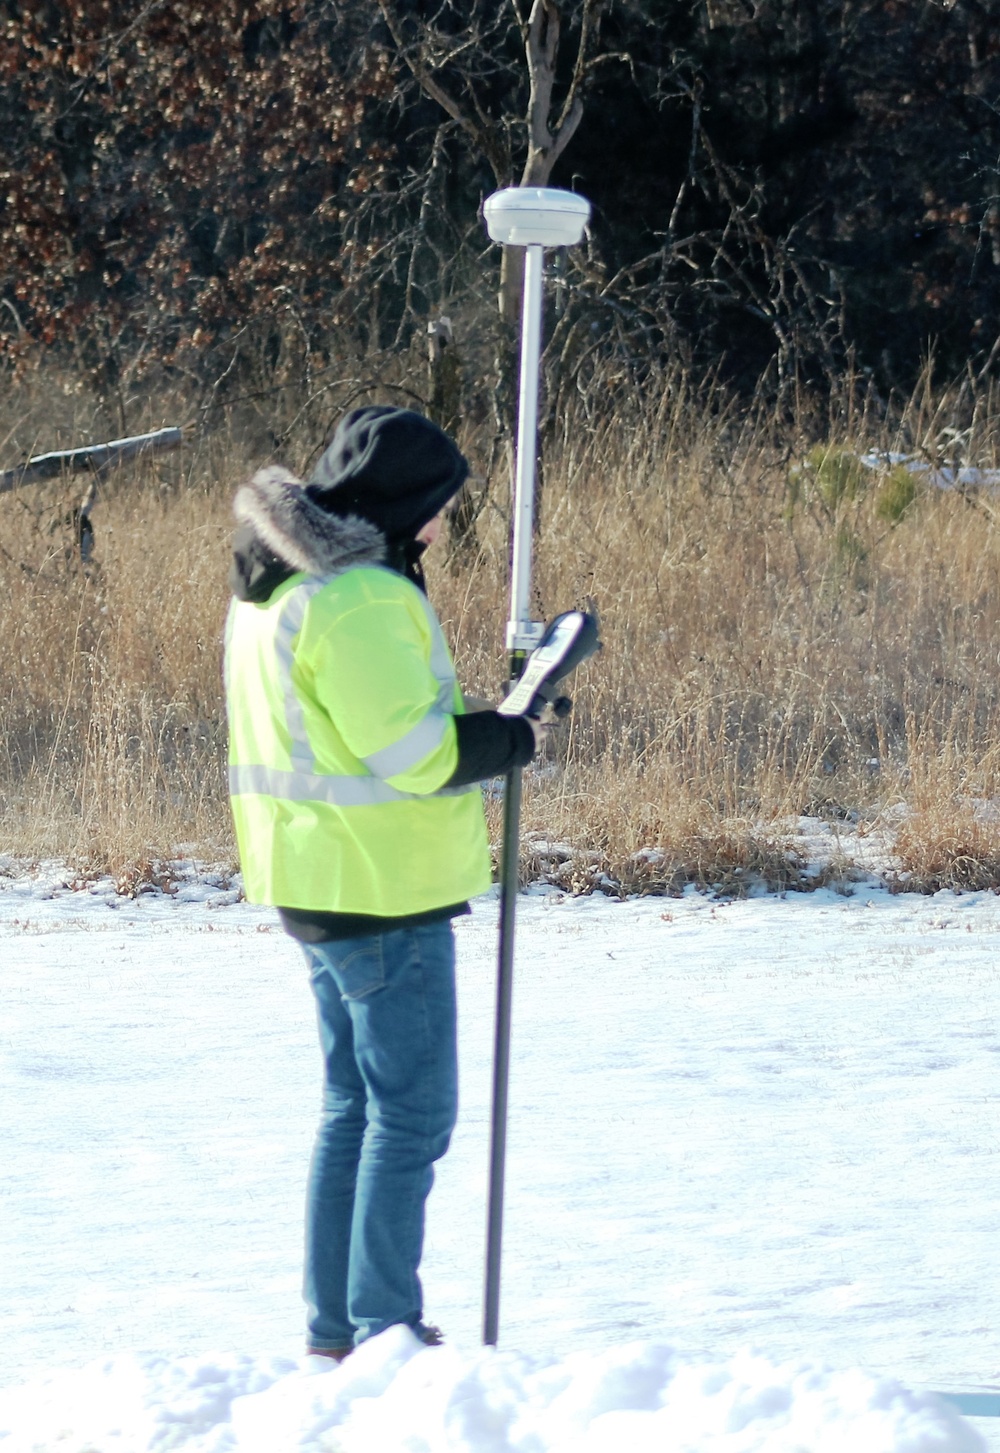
[2,358,1000,891]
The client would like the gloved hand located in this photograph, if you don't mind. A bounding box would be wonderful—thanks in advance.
[527,716,548,753]
[525,695,572,752]
[531,695,572,723]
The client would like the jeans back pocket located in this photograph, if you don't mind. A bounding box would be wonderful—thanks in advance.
[332,939,386,1001]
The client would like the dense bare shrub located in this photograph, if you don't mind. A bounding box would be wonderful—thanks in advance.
[4,2,1000,395]
[0,2,393,395]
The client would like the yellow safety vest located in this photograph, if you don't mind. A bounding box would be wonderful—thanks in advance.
[224,566,492,915]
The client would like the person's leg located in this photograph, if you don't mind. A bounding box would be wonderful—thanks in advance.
[302,942,367,1352]
[334,921,458,1343]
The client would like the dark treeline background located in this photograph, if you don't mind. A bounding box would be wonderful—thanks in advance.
[2,0,999,405]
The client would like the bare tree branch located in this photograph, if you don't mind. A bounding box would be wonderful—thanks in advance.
[507,0,532,45]
[555,0,604,134]
[375,0,510,184]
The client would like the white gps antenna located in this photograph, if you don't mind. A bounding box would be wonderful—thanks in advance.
[483,187,591,655]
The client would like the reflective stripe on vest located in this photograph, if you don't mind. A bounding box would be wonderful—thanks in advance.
[360,706,450,779]
[274,578,328,773]
[228,763,478,804]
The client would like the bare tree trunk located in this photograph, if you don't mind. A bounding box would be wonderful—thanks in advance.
[428,317,485,568]
[496,0,592,323]
[499,246,524,326]
[427,315,461,436]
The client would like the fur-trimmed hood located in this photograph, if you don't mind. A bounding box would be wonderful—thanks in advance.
[230,465,386,603]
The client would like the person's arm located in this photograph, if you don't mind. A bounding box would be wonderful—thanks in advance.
[310,597,461,794]
[445,711,537,787]
[308,593,541,792]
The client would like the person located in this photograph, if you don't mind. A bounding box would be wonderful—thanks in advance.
[223,406,545,1359]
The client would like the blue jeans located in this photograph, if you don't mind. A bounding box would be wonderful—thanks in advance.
[301,920,458,1349]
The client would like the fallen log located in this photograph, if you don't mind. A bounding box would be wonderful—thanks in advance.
[0,426,184,495]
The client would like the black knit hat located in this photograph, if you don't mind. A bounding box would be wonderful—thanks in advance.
[307,406,468,542]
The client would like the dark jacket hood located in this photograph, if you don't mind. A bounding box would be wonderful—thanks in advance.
[306,406,468,543]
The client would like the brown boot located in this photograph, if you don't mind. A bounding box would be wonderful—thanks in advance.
[306,1345,352,1363]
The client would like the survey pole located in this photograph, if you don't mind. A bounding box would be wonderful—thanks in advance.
[481,187,591,1347]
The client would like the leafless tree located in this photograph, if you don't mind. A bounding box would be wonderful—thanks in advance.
[376,0,617,320]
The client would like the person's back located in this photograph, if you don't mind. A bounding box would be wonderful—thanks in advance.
[227,535,491,917]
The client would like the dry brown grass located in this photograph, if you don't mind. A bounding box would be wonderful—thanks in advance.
[3,358,1000,892]
[0,379,236,872]
[883,721,1000,892]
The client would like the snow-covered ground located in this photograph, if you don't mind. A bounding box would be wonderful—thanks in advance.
[1,864,998,1451]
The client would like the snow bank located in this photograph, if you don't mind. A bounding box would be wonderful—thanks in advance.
[0,1327,983,1453]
